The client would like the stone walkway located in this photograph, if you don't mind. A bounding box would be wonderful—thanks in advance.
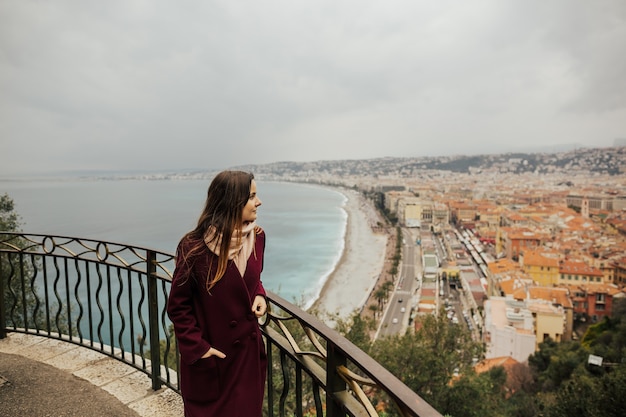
[0,332,183,416]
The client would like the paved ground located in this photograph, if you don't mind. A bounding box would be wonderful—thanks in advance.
[0,333,183,417]
[0,352,140,417]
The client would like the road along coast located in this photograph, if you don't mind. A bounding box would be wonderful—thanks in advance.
[310,188,388,319]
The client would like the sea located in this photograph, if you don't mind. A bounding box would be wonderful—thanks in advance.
[0,177,348,309]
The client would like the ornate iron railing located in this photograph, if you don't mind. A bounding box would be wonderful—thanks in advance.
[0,232,441,417]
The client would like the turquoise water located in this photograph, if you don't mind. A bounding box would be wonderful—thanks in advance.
[1,178,347,307]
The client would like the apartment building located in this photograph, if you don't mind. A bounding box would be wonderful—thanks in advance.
[391,195,451,229]
[528,301,568,345]
[448,201,477,225]
[384,190,413,214]
[562,283,624,323]
[483,297,536,362]
[486,258,525,297]
[614,257,626,286]
[566,193,616,212]
[497,227,543,261]
[519,248,561,287]
[484,292,569,362]
[558,259,605,285]
[397,197,423,227]
[512,286,573,342]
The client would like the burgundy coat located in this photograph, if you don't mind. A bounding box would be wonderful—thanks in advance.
[167,229,267,417]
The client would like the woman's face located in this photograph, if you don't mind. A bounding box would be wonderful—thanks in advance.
[242,180,262,224]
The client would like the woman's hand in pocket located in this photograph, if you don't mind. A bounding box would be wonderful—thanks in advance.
[201,347,226,359]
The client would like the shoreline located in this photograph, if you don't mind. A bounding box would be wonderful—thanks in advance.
[309,187,388,319]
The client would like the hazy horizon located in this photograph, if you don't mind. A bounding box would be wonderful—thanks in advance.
[0,140,621,179]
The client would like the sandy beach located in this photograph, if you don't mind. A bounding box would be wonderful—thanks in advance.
[311,188,388,318]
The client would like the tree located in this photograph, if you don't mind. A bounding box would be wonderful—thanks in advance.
[528,337,558,374]
[1,193,42,329]
[0,194,21,231]
[369,313,485,415]
[374,288,387,310]
[546,372,600,417]
[524,301,626,416]
[444,367,507,417]
[507,362,535,394]
[144,323,178,373]
[334,310,375,353]
[381,280,394,298]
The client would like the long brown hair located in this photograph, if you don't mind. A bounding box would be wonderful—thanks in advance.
[178,170,255,292]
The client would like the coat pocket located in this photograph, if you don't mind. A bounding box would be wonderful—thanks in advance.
[181,356,220,402]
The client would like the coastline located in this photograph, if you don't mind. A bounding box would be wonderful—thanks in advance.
[309,188,388,319]
[5,177,386,320]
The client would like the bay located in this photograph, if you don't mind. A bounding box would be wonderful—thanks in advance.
[0,178,347,308]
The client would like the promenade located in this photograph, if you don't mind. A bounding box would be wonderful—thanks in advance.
[0,332,183,417]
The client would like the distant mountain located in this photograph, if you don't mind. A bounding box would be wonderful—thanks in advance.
[470,142,588,156]
[508,142,588,154]
[34,145,623,181]
[235,145,626,178]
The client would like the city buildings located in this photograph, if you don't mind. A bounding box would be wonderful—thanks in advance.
[242,145,626,363]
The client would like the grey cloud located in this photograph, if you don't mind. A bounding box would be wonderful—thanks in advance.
[1,0,625,175]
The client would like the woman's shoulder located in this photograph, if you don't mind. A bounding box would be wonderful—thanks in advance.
[254,225,266,246]
[177,233,205,254]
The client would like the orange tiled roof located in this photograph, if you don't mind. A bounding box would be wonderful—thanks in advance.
[507,213,527,222]
[522,249,560,268]
[528,286,573,308]
[501,227,545,241]
[499,277,532,296]
[488,258,521,274]
[560,283,624,296]
[512,287,527,301]
[560,260,604,277]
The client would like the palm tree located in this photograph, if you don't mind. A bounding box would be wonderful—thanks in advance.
[374,288,387,310]
[382,280,394,298]
[368,304,379,318]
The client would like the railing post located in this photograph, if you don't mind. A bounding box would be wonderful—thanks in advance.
[147,250,162,390]
[0,253,6,339]
[326,343,347,417]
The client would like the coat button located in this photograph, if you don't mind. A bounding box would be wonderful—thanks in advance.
[250,332,257,339]
[233,339,241,347]
[230,320,238,327]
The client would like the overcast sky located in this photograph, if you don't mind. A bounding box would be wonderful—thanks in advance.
[1,1,625,176]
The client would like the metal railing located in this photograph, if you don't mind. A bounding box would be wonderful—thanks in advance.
[0,232,441,417]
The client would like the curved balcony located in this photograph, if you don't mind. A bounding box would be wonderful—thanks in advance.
[0,232,441,417]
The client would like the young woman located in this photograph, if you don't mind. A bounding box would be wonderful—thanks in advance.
[167,170,267,417]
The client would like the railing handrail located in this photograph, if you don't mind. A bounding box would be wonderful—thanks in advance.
[0,232,175,278]
[266,292,441,416]
[1,232,442,417]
